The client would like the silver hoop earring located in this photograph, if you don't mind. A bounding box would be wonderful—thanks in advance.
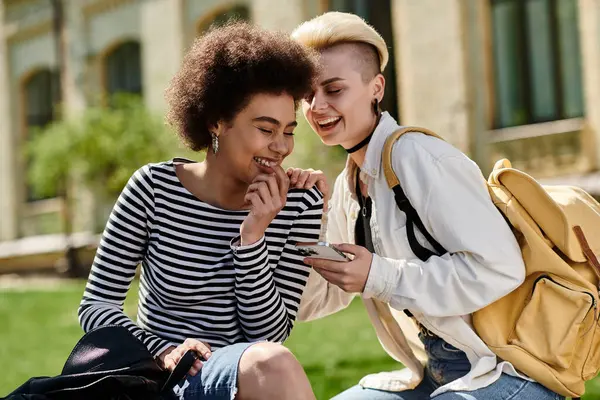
[211,132,219,154]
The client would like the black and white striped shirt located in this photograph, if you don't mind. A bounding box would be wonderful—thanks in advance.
[78,159,323,357]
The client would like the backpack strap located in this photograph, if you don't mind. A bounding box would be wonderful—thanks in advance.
[382,127,447,262]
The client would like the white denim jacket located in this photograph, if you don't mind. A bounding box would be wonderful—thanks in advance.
[298,112,527,397]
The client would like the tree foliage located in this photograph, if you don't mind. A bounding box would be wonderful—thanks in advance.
[26,95,186,200]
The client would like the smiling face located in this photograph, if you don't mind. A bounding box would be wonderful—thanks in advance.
[215,92,297,184]
[302,43,384,149]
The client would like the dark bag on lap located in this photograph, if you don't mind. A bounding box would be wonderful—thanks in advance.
[2,325,195,400]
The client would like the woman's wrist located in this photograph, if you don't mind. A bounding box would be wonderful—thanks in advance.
[240,232,263,246]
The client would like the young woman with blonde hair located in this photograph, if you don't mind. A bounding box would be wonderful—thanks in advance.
[294,12,562,400]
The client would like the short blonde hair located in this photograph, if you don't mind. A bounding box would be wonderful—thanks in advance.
[291,11,389,72]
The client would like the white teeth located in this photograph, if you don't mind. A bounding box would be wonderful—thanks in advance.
[254,157,273,167]
[317,116,341,127]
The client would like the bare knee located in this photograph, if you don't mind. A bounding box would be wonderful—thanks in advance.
[237,342,313,400]
[239,342,303,380]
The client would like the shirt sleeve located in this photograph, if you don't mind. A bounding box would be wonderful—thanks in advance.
[363,138,526,317]
[78,165,174,357]
[298,172,356,322]
[231,187,324,341]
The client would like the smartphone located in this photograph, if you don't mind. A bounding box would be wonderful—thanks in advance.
[294,242,350,262]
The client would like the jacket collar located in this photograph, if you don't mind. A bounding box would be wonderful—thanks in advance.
[361,112,401,179]
[344,112,401,196]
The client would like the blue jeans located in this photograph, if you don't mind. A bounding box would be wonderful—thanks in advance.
[418,328,471,386]
[331,373,563,400]
[332,330,563,400]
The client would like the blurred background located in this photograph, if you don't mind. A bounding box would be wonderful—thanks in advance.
[0,0,599,398]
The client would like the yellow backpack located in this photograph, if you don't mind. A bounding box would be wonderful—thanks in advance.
[382,127,600,398]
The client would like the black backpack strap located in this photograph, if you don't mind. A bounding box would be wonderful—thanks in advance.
[382,127,448,262]
[392,185,446,261]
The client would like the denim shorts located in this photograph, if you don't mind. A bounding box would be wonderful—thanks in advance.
[172,341,256,400]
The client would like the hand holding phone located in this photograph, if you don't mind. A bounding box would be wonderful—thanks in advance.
[294,242,350,262]
[301,243,372,293]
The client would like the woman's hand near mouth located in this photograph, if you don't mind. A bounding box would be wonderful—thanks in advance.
[240,165,290,245]
[287,167,330,211]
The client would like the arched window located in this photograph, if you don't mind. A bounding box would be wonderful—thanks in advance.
[25,69,59,129]
[104,41,142,97]
[23,69,60,201]
[327,0,399,121]
[197,4,250,35]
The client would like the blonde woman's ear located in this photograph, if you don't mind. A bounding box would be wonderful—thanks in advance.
[372,73,385,99]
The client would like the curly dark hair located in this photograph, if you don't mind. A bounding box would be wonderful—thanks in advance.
[166,22,318,151]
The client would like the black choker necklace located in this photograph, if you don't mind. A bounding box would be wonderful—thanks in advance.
[345,132,374,154]
[344,114,381,154]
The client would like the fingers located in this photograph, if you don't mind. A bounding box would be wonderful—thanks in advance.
[315,178,330,210]
[187,339,212,361]
[254,182,275,208]
[303,174,319,189]
[286,169,330,210]
[250,169,287,209]
[287,168,303,186]
[244,192,264,213]
[184,339,212,376]
[163,346,188,372]
[164,339,212,376]
[304,257,347,272]
[331,243,363,256]
[245,182,278,213]
[244,191,281,218]
[288,168,318,189]
[189,359,203,376]
[303,170,325,190]
[312,267,344,285]
[251,175,279,199]
[295,170,311,189]
[163,354,176,372]
[272,165,290,202]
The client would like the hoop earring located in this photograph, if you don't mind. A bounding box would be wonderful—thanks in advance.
[211,132,219,154]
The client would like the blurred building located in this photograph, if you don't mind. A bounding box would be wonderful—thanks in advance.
[1,0,600,272]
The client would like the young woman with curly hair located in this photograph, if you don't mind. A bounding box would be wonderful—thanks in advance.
[78,22,324,400]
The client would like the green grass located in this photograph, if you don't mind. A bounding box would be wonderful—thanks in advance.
[286,300,399,398]
[0,282,599,399]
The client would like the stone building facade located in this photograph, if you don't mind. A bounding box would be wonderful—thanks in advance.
[2,0,600,271]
